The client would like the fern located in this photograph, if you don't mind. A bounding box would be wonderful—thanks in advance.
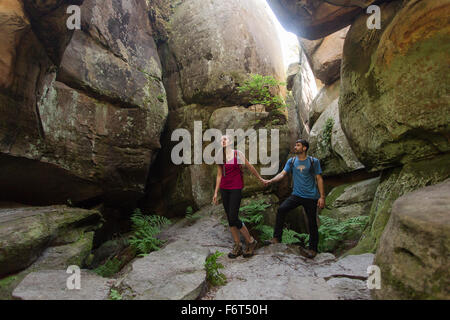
[281,228,303,245]
[239,199,270,229]
[109,289,122,300]
[204,251,227,286]
[129,210,171,255]
[93,257,122,278]
[255,224,274,242]
[297,216,369,253]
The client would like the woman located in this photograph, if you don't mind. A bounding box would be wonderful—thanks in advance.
[212,135,268,258]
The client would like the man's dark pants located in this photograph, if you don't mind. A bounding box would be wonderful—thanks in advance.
[274,195,319,252]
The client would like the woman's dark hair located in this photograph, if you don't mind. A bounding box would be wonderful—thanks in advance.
[296,139,309,151]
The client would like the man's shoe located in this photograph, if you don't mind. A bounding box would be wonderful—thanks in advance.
[243,240,258,258]
[304,249,317,259]
[228,243,243,259]
[263,238,280,246]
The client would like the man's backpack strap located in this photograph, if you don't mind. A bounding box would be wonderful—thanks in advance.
[308,156,315,176]
[289,156,296,171]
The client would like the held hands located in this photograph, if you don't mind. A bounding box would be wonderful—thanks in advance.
[259,177,272,187]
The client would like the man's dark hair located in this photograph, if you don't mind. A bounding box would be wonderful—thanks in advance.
[296,139,309,151]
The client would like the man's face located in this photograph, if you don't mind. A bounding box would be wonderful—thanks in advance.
[294,142,306,154]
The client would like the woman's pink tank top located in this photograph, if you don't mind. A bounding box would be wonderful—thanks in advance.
[220,150,244,190]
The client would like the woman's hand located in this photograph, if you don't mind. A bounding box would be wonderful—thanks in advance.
[258,177,270,187]
[212,193,218,205]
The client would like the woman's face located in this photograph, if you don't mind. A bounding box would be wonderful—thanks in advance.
[221,135,231,147]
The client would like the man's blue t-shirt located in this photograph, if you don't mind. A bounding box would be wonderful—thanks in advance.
[283,156,322,200]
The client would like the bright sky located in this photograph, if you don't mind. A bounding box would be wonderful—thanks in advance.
[262,0,300,70]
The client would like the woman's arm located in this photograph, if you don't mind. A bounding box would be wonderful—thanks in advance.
[237,151,265,184]
[213,165,222,205]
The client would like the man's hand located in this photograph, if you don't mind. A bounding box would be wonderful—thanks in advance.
[260,178,271,187]
[317,197,325,209]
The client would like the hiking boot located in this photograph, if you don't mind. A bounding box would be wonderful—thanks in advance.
[243,239,258,258]
[263,238,280,246]
[228,243,243,259]
[304,249,317,259]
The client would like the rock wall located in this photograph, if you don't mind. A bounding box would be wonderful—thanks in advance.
[0,0,168,206]
[340,0,450,171]
[374,179,450,300]
[267,0,376,39]
[143,0,289,217]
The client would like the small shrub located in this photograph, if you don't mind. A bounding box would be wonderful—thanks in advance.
[296,215,370,253]
[93,257,122,278]
[204,251,227,286]
[319,118,335,152]
[237,74,286,111]
[239,199,270,228]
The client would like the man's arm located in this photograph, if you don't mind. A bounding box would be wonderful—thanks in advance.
[269,170,288,184]
[316,174,325,209]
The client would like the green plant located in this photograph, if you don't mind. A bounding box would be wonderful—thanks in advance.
[129,209,171,255]
[185,206,201,223]
[109,289,122,300]
[204,251,227,286]
[237,74,286,111]
[320,118,335,152]
[281,228,303,245]
[239,199,270,227]
[257,225,275,242]
[93,257,122,278]
[297,215,369,253]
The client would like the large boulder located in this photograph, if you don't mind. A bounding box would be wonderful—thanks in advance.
[160,0,285,107]
[309,99,364,176]
[118,240,210,300]
[374,179,450,299]
[12,270,113,300]
[0,205,101,276]
[300,27,349,85]
[309,79,340,127]
[287,51,318,143]
[348,153,450,255]
[0,0,168,206]
[322,177,380,221]
[340,0,450,171]
[267,0,376,39]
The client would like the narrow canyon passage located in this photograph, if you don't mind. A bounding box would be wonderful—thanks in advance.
[0,0,448,301]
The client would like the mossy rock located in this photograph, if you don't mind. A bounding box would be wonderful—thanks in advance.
[347,153,450,255]
[0,206,101,276]
[340,0,450,171]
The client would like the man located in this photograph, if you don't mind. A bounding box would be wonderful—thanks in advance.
[264,139,325,258]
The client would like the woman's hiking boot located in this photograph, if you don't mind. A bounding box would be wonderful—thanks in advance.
[228,243,243,259]
[243,239,258,258]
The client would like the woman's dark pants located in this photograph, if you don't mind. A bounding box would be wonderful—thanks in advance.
[220,188,243,229]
